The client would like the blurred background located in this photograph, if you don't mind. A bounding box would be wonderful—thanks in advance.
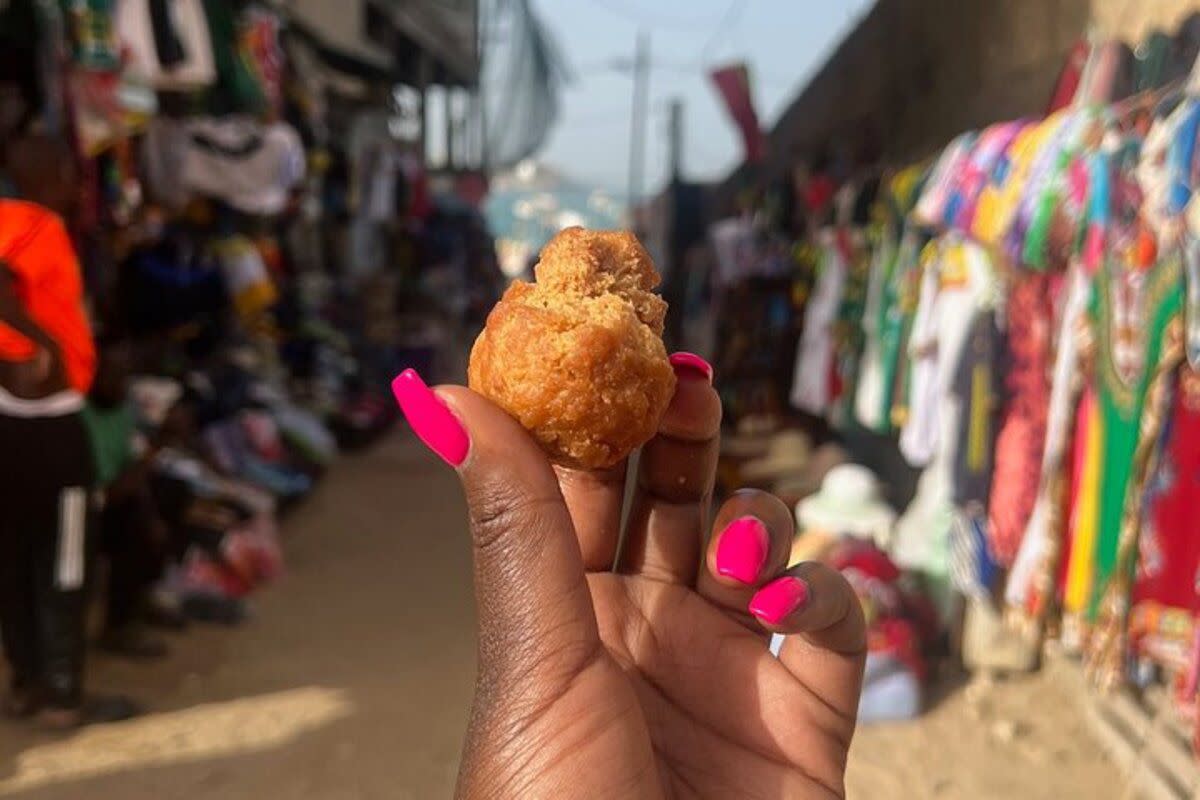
[2,1,1200,798]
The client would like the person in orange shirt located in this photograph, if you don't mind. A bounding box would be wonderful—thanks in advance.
[0,134,135,727]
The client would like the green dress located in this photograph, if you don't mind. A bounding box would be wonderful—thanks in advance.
[1087,253,1183,620]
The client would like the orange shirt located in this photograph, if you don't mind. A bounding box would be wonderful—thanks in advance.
[0,201,95,393]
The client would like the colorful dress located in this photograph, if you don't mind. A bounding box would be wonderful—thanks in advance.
[1129,368,1200,674]
[987,273,1053,566]
[1084,252,1184,688]
[1005,263,1092,616]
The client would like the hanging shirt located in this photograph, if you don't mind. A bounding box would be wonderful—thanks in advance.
[0,201,95,395]
[950,308,1002,509]
[143,117,305,215]
[1006,263,1093,615]
[1083,254,1185,690]
[891,240,997,614]
[972,112,1070,252]
[1129,368,1200,673]
[1086,254,1184,619]
[115,0,216,90]
[790,231,846,415]
[987,273,1053,566]
[854,226,898,431]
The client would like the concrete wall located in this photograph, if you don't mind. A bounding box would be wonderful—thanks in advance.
[759,0,1091,171]
[737,0,1200,189]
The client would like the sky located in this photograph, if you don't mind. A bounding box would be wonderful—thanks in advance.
[530,0,876,195]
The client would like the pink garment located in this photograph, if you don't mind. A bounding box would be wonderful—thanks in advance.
[988,274,1053,565]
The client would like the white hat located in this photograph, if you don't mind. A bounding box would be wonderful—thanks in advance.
[796,464,895,545]
[740,429,812,482]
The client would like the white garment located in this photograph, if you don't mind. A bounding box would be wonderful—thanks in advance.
[893,241,996,602]
[115,0,216,90]
[790,234,846,414]
[899,240,998,467]
[185,118,305,215]
[854,229,897,430]
[897,255,942,466]
[143,118,305,215]
[1005,264,1090,608]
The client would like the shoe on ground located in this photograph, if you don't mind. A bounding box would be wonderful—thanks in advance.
[37,694,141,731]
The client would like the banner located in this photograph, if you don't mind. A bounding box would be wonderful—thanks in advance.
[709,63,766,163]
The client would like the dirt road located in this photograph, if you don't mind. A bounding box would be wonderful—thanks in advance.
[0,434,1124,798]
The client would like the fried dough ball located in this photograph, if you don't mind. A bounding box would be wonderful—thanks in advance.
[468,227,676,469]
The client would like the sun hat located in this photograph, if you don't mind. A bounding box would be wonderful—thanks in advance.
[721,414,782,458]
[772,442,849,501]
[796,464,896,545]
[740,429,812,482]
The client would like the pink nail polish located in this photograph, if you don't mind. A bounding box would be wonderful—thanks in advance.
[715,517,769,584]
[391,369,470,467]
[749,577,809,625]
[669,352,713,383]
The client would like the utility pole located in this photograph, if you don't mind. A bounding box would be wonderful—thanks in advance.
[668,98,683,181]
[626,31,650,224]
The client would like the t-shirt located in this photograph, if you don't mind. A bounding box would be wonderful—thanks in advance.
[0,201,95,393]
[81,402,134,487]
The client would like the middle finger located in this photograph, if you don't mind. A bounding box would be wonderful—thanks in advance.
[616,353,721,584]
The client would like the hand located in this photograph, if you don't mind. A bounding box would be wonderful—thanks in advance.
[393,361,866,799]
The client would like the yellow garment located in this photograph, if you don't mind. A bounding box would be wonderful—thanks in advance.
[1064,391,1103,615]
[971,112,1069,249]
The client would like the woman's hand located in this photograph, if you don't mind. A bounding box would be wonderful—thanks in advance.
[393,358,866,799]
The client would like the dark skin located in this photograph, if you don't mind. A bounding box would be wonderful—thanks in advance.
[431,371,867,799]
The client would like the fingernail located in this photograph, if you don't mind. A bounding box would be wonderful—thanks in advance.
[669,352,713,383]
[749,577,809,625]
[715,516,769,584]
[391,369,470,467]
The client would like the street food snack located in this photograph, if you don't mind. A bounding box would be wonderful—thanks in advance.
[468,227,676,469]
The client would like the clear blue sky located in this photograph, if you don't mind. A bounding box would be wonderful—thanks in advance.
[532,0,875,194]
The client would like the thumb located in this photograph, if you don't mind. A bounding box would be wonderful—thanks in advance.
[391,370,600,687]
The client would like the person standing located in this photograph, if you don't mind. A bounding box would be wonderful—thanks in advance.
[0,135,134,726]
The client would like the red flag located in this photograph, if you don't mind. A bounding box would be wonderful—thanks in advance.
[709,63,766,163]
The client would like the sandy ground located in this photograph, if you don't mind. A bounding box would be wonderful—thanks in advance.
[0,433,1128,799]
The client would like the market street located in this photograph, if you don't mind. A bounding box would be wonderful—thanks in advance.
[0,432,1122,799]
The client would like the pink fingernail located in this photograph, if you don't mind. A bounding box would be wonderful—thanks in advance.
[669,352,713,383]
[749,577,809,625]
[715,516,769,584]
[391,369,470,467]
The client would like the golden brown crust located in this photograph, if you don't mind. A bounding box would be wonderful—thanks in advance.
[468,227,676,469]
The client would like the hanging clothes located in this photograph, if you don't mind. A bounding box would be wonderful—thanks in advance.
[790,229,847,415]
[1006,263,1092,616]
[987,272,1053,567]
[115,0,217,90]
[1128,368,1200,674]
[856,167,929,432]
[891,240,998,611]
[972,112,1071,252]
